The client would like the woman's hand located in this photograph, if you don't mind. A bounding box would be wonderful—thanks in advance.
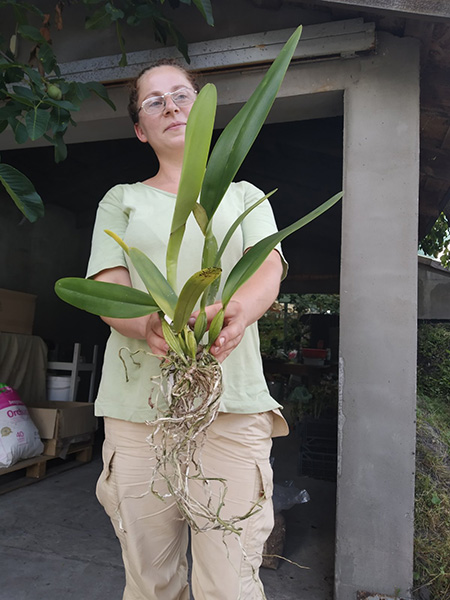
[189,249,283,363]
[145,313,169,357]
[193,300,248,363]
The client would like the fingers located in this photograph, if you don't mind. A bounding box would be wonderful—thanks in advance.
[188,302,222,328]
[209,301,247,362]
[188,301,249,362]
[145,313,168,357]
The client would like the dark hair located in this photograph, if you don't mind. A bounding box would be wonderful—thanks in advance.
[127,58,200,124]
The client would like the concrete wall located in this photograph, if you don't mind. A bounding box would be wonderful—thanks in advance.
[0,190,109,355]
[337,33,419,599]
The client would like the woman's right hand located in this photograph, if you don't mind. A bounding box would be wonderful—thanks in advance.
[145,313,169,357]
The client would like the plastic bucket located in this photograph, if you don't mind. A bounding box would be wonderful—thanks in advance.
[47,375,76,402]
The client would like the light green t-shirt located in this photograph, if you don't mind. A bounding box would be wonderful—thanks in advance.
[86,180,287,422]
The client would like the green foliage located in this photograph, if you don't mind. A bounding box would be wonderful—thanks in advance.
[222,193,342,308]
[414,323,450,599]
[289,293,340,315]
[414,402,450,600]
[419,212,450,269]
[0,160,44,221]
[0,0,213,221]
[417,322,450,400]
[81,0,214,65]
[259,293,339,358]
[55,277,159,317]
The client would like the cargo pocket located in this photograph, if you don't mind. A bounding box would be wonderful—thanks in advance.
[243,459,275,560]
[256,458,274,502]
[96,440,118,520]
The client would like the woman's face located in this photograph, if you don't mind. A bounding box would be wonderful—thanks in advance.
[134,65,195,156]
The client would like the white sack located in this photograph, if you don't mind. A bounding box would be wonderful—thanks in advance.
[0,385,44,468]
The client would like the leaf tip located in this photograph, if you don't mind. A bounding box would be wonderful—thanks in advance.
[105,229,129,254]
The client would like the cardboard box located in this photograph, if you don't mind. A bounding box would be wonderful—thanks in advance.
[0,288,36,335]
[28,401,97,442]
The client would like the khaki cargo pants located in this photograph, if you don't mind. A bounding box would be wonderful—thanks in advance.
[97,411,288,600]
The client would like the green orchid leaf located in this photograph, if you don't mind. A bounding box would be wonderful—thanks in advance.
[202,225,218,270]
[221,191,343,307]
[166,225,185,289]
[201,226,220,304]
[105,229,129,254]
[193,308,208,343]
[193,202,208,235]
[215,189,277,266]
[104,230,175,317]
[200,25,302,222]
[161,318,186,359]
[171,84,217,232]
[0,162,44,222]
[55,277,159,318]
[128,247,178,320]
[172,267,221,333]
[166,83,217,288]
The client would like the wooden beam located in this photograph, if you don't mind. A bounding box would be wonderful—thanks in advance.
[59,19,375,84]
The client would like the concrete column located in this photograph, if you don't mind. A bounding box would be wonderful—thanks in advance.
[336,33,420,599]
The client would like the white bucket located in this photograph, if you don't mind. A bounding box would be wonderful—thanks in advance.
[47,375,76,402]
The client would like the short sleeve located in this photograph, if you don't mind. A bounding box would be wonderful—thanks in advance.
[239,181,289,280]
[86,186,129,279]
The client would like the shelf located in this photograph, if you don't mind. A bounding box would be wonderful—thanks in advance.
[47,343,98,403]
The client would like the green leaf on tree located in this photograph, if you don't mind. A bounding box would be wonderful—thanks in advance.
[25,107,50,140]
[0,162,44,222]
[85,7,114,29]
[9,117,29,144]
[17,24,46,43]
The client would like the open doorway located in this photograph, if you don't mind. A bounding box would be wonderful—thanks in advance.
[234,115,343,599]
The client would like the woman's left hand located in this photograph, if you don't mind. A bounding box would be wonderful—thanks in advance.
[210,300,248,362]
[190,300,247,363]
[189,250,283,363]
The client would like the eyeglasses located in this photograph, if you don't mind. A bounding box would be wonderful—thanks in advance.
[139,87,197,116]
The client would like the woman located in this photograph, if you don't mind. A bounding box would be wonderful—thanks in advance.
[87,59,289,600]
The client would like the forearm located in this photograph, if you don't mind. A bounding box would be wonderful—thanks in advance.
[205,250,283,362]
[93,267,167,354]
[230,249,283,326]
[101,313,148,340]
[93,267,146,338]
